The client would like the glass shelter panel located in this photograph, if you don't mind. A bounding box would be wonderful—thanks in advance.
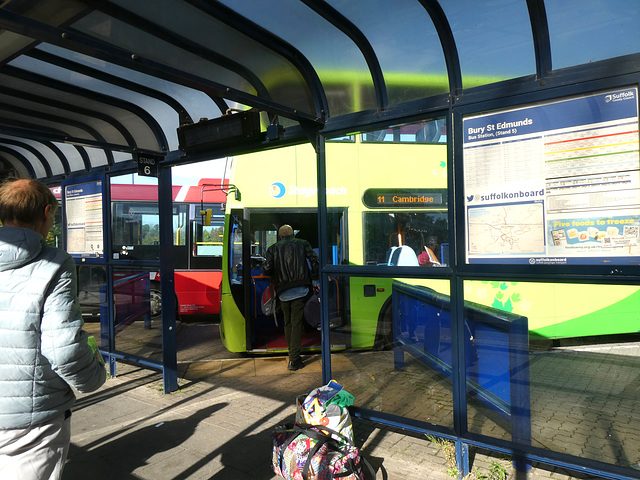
[110,193,188,262]
[325,0,449,104]
[463,280,640,472]
[77,263,106,320]
[329,276,454,430]
[546,0,640,70]
[110,172,226,319]
[324,119,449,268]
[439,0,535,87]
[108,266,161,363]
[220,0,376,116]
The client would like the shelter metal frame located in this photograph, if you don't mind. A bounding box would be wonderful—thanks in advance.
[1,2,640,479]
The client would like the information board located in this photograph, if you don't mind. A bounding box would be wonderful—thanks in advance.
[463,87,640,265]
[64,179,104,260]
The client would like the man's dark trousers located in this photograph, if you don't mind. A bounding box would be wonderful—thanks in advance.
[281,296,307,363]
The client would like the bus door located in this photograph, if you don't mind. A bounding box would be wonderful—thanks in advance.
[229,208,346,352]
[225,210,252,349]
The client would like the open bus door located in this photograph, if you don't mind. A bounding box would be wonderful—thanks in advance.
[225,208,346,353]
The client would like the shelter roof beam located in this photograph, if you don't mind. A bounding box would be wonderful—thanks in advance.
[417,0,462,95]
[526,0,552,78]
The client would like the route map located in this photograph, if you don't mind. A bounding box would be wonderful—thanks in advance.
[467,203,545,255]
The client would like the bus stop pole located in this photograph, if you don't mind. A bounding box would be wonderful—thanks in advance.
[158,166,178,393]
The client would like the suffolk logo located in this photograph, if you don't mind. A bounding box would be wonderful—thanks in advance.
[605,91,634,103]
[270,182,286,198]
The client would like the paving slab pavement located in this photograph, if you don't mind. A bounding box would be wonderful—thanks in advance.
[62,359,601,480]
[64,321,611,480]
[62,361,448,480]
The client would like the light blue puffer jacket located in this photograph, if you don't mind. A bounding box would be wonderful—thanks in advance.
[0,226,106,429]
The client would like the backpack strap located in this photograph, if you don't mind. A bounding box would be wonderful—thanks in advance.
[277,424,298,475]
[301,433,333,480]
[294,424,362,480]
[294,423,354,446]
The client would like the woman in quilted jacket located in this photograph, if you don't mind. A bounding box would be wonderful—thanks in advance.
[0,178,106,480]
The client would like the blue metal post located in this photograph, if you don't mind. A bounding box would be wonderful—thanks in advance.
[316,134,332,384]
[158,166,178,393]
[451,276,469,478]
[101,175,116,378]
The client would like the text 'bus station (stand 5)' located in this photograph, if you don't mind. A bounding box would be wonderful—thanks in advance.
[2,1,640,479]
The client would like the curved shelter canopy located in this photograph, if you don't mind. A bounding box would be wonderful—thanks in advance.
[0,0,638,180]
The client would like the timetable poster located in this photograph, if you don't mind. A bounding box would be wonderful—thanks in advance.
[463,87,640,265]
[64,180,104,259]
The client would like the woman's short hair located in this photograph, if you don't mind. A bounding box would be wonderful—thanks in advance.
[0,178,58,225]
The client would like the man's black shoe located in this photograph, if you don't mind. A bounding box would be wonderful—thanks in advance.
[288,359,305,371]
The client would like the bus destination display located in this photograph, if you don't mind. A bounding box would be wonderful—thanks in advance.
[463,87,640,265]
[363,189,446,208]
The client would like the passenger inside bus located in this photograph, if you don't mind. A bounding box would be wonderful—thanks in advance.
[364,212,447,266]
[418,235,441,266]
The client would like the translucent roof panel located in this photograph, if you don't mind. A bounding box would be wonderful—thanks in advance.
[326,0,448,105]
[220,0,376,116]
[37,44,221,125]
[0,150,30,177]
[83,146,110,168]
[71,13,254,94]
[12,52,180,150]
[546,0,640,69]
[94,0,316,117]
[1,61,163,151]
[0,142,47,177]
[440,0,536,88]
[0,135,66,176]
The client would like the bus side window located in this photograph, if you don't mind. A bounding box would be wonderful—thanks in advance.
[193,222,224,257]
[363,211,448,267]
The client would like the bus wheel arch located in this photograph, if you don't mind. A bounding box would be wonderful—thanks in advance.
[149,282,181,320]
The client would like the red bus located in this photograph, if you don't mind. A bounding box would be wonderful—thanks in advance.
[54,179,227,320]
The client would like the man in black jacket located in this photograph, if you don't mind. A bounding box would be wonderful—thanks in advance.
[263,224,319,370]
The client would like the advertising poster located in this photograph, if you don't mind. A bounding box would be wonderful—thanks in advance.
[64,180,104,259]
[463,87,640,265]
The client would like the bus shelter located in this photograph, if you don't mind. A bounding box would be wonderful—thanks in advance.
[1,1,640,479]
